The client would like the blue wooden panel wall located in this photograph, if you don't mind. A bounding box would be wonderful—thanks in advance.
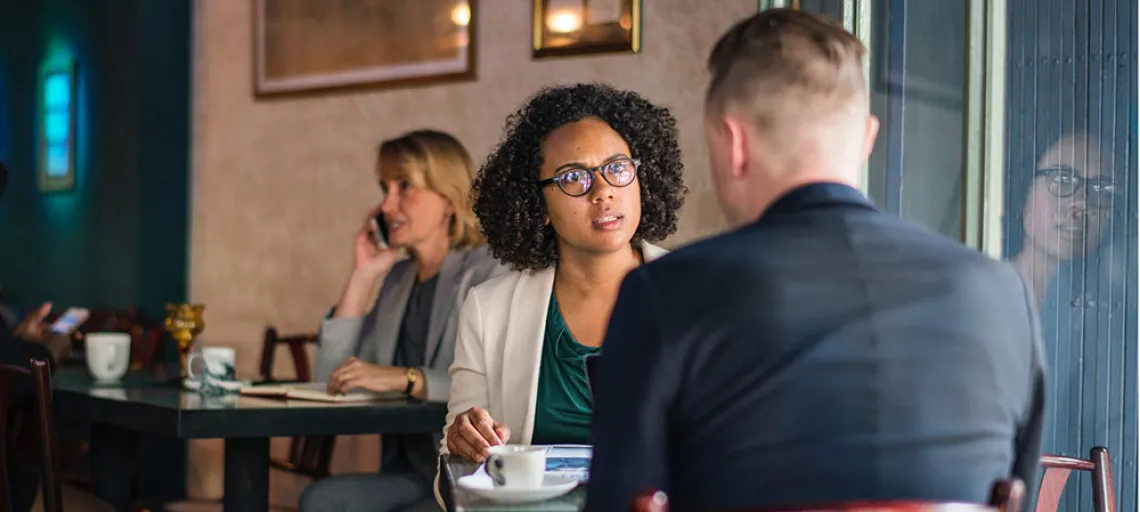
[1004,0,1138,510]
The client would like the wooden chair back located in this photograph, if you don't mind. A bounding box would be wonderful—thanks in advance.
[258,326,335,479]
[1037,447,1114,512]
[0,359,62,512]
[259,326,317,383]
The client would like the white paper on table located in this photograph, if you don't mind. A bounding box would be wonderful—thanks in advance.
[471,444,593,483]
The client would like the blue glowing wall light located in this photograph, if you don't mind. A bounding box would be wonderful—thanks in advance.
[38,59,76,192]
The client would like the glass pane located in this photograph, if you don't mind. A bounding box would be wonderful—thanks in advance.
[1003,0,1137,510]
[866,0,966,240]
[797,0,843,24]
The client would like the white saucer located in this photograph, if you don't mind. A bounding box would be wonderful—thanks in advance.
[457,473,578,504]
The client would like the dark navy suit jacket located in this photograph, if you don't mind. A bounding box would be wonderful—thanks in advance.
[585,184,1045,512]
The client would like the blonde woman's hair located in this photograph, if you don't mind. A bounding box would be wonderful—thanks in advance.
[378,130,484,248]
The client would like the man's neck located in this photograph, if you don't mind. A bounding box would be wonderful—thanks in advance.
[554,243,641,300]
[739,171,860,226]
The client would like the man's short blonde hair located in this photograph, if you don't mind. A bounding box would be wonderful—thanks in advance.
[378,130,484,249]
[706,8,867,133]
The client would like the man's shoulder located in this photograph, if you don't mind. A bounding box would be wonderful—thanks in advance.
[640,213,1021,296]
[639,227,770,279]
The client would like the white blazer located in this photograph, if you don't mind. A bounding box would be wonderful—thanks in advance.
[440,242,669,454]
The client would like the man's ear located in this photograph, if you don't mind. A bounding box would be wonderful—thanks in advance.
[862,114,880,161]
[724,116,750,179]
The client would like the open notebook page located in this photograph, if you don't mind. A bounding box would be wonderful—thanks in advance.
[239,382,405,402]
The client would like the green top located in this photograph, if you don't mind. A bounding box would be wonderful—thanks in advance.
[530,292,601,445]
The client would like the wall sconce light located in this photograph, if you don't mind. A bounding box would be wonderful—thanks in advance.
[38,59,77,192]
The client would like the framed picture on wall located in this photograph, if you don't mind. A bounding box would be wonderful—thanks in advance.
[38,59,77,192]
[532,0,641,58]
[757,0,801,10]
[253,0,476,95]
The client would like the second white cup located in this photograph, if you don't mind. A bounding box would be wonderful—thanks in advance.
[85,332,131,383]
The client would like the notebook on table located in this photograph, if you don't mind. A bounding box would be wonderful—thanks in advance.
[239,382,405,403]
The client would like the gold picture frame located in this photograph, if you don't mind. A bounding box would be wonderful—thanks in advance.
[532,0,641,59]
[254,0,476,96]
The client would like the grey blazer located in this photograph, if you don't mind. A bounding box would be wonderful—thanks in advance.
[315,245,506,400]
[314,245,505,480]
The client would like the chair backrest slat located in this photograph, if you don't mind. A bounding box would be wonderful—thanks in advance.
[0,359,61,512]
[1037,447,1115,512]
[258,326,332,479]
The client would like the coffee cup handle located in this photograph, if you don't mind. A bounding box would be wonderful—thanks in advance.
[485,455,506,486]
[186,352,202,380]
[108,344,123,372]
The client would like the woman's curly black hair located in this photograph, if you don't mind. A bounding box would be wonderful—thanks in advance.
[473,83,687,271]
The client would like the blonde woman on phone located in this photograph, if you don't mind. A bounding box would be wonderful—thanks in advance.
[301,131,505,512]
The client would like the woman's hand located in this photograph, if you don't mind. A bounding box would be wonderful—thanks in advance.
[14,302,53,342]
[333,209,402,318]
[352,208,401,279]
[327,357,405,395]
[446,407,511,463]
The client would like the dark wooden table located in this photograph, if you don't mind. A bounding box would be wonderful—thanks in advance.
[53,369,447,512]
[440,454,586,511]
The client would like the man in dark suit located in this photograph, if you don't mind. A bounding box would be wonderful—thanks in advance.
[586,9,1045,512]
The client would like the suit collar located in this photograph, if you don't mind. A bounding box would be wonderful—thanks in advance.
[425,249,465,364]
[641,242,669,262]
[761,182,875,220]
[378,248,467,367]
[376,263,415,366]
[503,268,555,444]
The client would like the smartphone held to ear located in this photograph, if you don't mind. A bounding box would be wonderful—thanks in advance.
[370,213,389,249]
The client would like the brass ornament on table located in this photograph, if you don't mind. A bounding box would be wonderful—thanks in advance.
[164,303,205,381]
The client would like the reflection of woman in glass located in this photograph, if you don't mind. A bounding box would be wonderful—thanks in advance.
[1009,133,1115,301]
[1005,132,1124,510]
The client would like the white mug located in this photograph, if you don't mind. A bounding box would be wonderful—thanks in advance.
[485,445,546,489]
[85,332,131,383]
[187,347,237,393]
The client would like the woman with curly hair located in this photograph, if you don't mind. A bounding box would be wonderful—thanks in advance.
[440,83,687,466]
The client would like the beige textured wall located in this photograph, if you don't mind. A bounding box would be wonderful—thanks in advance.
[189,0,755,504]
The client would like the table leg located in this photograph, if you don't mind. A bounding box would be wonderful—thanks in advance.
[88,423,139,512]
[223,437,270,512]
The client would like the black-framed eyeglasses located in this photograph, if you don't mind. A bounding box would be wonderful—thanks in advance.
[537,157,640,197]
[1034,165,1116,208]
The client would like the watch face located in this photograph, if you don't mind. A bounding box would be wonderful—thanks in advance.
[404,368,418,394]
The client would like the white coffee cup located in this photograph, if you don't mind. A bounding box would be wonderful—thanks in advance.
[187,347,237,392]
[485,445,546,489]
[85,332,131,383]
